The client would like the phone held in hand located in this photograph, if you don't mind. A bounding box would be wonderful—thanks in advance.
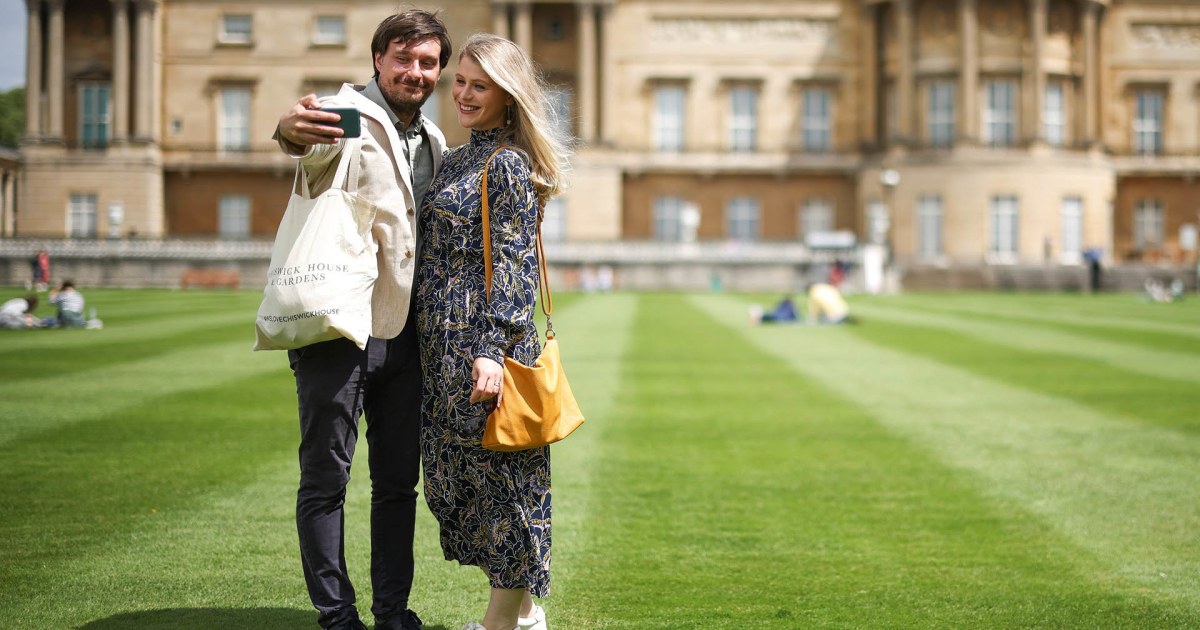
[317,107,361,138]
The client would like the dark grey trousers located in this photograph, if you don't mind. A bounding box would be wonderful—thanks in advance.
[288,324,421,629]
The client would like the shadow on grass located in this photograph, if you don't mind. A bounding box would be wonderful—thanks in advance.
[76,608,455,630]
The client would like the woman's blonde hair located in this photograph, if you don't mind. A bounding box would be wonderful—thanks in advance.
[461,33,572,201]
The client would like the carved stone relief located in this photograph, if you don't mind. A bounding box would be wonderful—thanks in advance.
[919,0,956,39]
[650,18,836,46]
[1131,23,1200,51]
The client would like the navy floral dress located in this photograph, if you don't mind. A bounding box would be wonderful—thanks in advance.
[415,127,551,596]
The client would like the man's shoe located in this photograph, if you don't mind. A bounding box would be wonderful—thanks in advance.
[517,604,547,630]
[376,609,423,630]
[331,620,368,630]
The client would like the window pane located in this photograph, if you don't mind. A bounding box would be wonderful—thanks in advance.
[220,87,251,151]
[314,16,346,45]
[547,86,574,139]
[726,197,760,241]
[928,82,955,147]
[653,196,684,241]
[1060,196,1083,258]
[1044,83,1065,147]
[1134,91,1163,155]
[800,198,833,238]
[69,194,98,238]
[983,80,1017,147]
[990,195,1019,255]
[222,15,252,43]
[653,86,686,151]
[803,88,831,152]
[219,195,251,239]
[729,87,758,152]
[1134,199,1164,247]
[80,83,110,149]
[542,197,567,243]
[917,195,943,259]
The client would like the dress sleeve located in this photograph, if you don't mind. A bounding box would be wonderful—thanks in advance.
[474,148,540,365]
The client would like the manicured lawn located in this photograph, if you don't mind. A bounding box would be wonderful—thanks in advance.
[1,288,1197,628]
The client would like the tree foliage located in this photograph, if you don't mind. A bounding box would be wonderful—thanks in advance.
[0,87,25,149]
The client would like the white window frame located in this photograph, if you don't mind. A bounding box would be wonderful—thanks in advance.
[219,195,252,240]
[799,198,833,240]
[653,85,686,152]
[313,15,347,46]
[989,195,1020,261]
[220,14,253,45]
[68,193,98,238]
[1060,196,1083,264]
[653,195,685,241]
[219,87,252,153]
[927,81,955,148]
[726,197,760,242]
[983,79,1018,147]
[541,196,567,243]
[79,82,111,150]
[917,195,943,261]
[729,86,758,152]
[1044,82,1066,147]
[1133,90,1164,156]
[1133,198,1165,249]
[802,87,832,152]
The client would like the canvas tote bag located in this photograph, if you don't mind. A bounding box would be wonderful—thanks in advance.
[477,147,585,451]
[254,138,379,350]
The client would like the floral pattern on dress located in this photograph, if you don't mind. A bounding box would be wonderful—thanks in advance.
[415,127,551,597]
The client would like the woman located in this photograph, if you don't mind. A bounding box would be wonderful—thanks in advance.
[415,33,570,630]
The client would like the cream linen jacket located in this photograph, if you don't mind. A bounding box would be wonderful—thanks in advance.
[276,83,447,339]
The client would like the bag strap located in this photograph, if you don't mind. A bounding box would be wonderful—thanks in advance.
[481,146,555,339]
[292,137,363,199]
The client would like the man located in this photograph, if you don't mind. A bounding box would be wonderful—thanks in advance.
[48,280,85,328]
[273,10,450,630]
[806,282,851,325]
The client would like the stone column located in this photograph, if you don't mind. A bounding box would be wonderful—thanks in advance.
[577,0,597,143]
[1028,0,1047,144]
[24,0,42,140]
[133,0,157,142]
[513,2,533,56]
[45,0,64,142]
[598,1,615,145]
[958,0,978,145]
[492,2,510,39]
[896,0,915,145]
[860,3,878,145]
[111,0,130,144]
[1081,0,1100,146]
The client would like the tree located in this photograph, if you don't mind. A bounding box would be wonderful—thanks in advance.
[0,87,25,148]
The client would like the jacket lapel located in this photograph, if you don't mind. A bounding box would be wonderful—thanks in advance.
[338,84,415,201]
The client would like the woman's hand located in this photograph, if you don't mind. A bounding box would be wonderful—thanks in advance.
[470,356,505,404]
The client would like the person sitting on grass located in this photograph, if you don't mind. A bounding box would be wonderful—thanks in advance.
[806,282,854,325]
[49,281,86,328]
[0,294,39,329]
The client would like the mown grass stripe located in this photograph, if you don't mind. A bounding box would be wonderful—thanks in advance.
[0,338,286,446]
[850,300,1200,385]
[695,293,1200,613]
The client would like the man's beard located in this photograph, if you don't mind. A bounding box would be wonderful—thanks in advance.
[380,76,432,120]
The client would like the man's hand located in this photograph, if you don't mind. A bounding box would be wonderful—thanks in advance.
[278,94,344,147]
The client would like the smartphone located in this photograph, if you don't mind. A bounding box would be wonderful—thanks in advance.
[316,107,361,138]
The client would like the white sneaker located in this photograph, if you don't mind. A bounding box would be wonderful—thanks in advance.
[517,604,547,630]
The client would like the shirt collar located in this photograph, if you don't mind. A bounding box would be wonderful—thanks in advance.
[362,78,425,134]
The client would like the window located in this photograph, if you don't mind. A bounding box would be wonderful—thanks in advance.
[800,198,833,239]
[1133,90,1164,156]
[989,195,1019,258]
[867,199,889,244]
[541,197,567,243]
[313,16,346,46]
[729,86,758,152]
[653,85,686,151]
[917,195,943,260]
[726,197,760,241]
[68,194,98,238]
[547,85,573,139]
[927,81,955,148]
[983,80,1018,147]
[219,195,251,240]
[79,82,110,149]
[653,195,685,241]
[219,87,251,152]
[220,15,252,45]
[1060,196,1083,263]
[310,81,344,98]
[802,87,832,152]
[1133,199,1164,248]
[1044,83,1066,147]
